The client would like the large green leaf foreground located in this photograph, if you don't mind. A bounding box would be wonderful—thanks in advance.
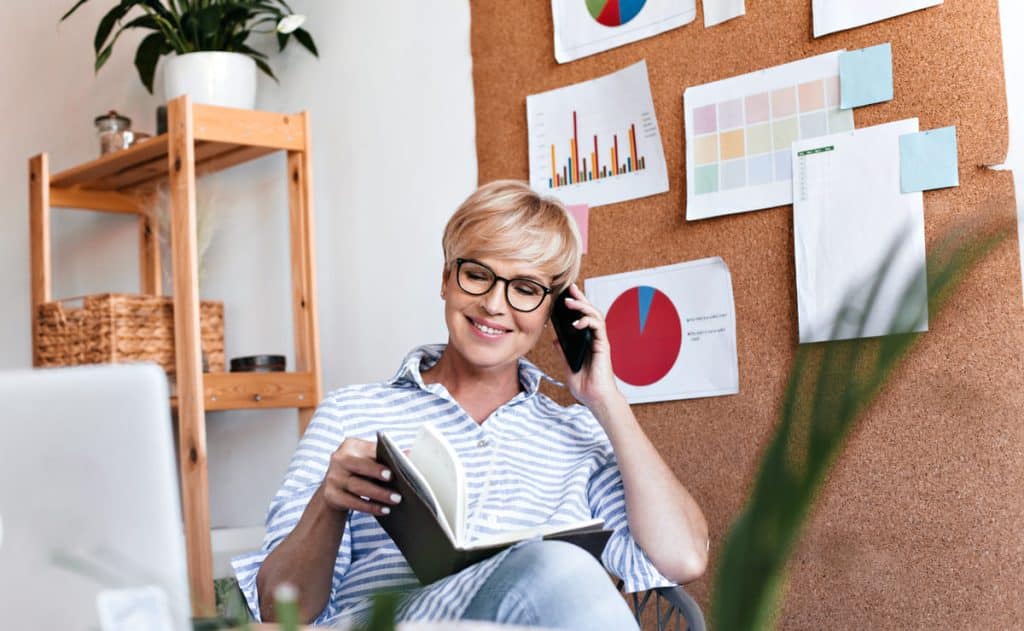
[711,216,1013,630]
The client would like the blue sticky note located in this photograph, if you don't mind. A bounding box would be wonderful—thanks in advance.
[839,43,894,109]
[899,126,959,193]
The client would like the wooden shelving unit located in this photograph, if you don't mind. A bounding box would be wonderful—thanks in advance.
[28,95,322,617]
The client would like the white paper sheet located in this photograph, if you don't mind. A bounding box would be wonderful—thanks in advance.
[703,0,745,27]
[584,257,738,403]
[528,61,669,208]
[684,51,854,220]
[791,119,929,344]
[812,0,943,37]
[552,0,696,64]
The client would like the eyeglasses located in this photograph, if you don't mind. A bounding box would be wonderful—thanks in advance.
[454,258,552,313]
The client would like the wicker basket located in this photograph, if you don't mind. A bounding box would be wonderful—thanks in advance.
[35,293,225,375]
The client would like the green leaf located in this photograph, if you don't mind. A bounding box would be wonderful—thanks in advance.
[134,31,166,93]
[292,27,318,57]
[196,5,223,49]
[97,13,160,69]
[94,43,114,72]
[94,2,134,54]
[238,44,268,60]
[710,216,1012,631]
[276,31,289,52]
[60,0,91,22]
[252,56,278,82]
[140,0,175,21]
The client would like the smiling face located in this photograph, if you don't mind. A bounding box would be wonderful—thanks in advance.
[441,257,553,374]
[436,180,582,377]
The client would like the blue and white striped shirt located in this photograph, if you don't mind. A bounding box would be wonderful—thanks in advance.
[232,344,674,626]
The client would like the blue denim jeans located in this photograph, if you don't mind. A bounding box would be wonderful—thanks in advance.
[461,540,640,630]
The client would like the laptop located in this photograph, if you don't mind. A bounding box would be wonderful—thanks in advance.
[0,363,191,631]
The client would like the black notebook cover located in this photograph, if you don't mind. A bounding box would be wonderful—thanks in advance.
[373,432,612,585]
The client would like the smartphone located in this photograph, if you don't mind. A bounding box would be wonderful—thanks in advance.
[551,289,592,372]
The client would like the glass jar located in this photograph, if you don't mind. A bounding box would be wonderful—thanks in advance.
[94,110,132,155]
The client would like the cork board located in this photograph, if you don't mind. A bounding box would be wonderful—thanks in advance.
[470,1,1023,628]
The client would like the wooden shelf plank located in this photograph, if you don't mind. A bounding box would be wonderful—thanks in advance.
[203,371,317,410]
[50,187,142,213]
[193,103,306,151]
[48,108,300,195]
[50,135,170,189]
[170,372,318,411]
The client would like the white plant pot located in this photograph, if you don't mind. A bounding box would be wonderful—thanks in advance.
[163,51,257,110]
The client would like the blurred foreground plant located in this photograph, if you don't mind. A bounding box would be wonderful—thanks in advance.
[711,217,1012,630]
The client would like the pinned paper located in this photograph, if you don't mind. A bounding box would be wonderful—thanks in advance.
[684,51,853,220]
[704,0,745,27]
[839,43,893,109]
[552,0,696,63]
[792,119,928,343]
[813,0,943,38]
[899,126,959,192]
[585,257,738,403]
[566,203,590,253]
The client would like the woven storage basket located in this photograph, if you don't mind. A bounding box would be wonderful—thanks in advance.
[35,293,225,375]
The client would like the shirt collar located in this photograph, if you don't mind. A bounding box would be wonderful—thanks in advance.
[387,344,559,396]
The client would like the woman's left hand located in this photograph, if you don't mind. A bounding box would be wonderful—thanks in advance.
[555,284,623,412]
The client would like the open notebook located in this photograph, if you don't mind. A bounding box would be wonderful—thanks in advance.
[374,424,611,584]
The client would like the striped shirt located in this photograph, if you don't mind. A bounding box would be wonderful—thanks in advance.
[232,344,674,625]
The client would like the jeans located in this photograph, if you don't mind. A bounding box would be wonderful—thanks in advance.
[461,540,640,630]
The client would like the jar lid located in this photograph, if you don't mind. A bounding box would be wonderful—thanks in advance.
[94,110,131,126]
[230,354,287,372]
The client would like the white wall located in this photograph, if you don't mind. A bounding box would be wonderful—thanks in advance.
[998,0,1024,296]
[0,0,475,564]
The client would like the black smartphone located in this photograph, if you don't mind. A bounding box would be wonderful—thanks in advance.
[551,289,592,372]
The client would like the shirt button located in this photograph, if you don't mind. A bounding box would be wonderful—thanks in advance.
[477,439,489,448]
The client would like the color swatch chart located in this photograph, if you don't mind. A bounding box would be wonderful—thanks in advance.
[528,60,669,207]
[549,111,648,188]
[684,51,855,221]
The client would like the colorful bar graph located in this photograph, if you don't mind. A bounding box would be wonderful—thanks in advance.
[548,110,649,189]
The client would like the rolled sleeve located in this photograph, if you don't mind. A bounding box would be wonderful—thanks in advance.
[231,403,355,622]
[587,455,677,594]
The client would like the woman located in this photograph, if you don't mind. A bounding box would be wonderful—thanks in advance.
[233,180,709,629]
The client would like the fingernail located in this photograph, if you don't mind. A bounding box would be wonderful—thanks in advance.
[381,469,392,481]
[572,319,582,327]
[390,493,402,503]
[381,506,391,515]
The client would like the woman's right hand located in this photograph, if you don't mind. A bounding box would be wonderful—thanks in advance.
[320,438,402,516]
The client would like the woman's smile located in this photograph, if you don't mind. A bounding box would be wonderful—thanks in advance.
[466,315,513,339]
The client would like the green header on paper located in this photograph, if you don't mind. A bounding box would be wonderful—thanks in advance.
[797,145,835,157]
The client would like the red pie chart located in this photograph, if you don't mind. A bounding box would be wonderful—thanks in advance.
[605,286,682,386]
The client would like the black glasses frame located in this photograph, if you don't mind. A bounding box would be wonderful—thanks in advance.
[454,258,552,313]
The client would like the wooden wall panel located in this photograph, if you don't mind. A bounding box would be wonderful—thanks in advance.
[470,1,1023,628]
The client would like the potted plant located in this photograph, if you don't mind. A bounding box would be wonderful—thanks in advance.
[61,0,318,109]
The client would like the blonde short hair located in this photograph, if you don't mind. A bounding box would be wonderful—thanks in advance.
[442,180,582,295]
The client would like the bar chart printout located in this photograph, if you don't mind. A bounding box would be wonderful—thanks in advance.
[548,111,648,188]
[528,61,669,207]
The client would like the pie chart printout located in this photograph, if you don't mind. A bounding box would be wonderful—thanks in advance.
[587,0,648,27]
[605,286,682,386]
